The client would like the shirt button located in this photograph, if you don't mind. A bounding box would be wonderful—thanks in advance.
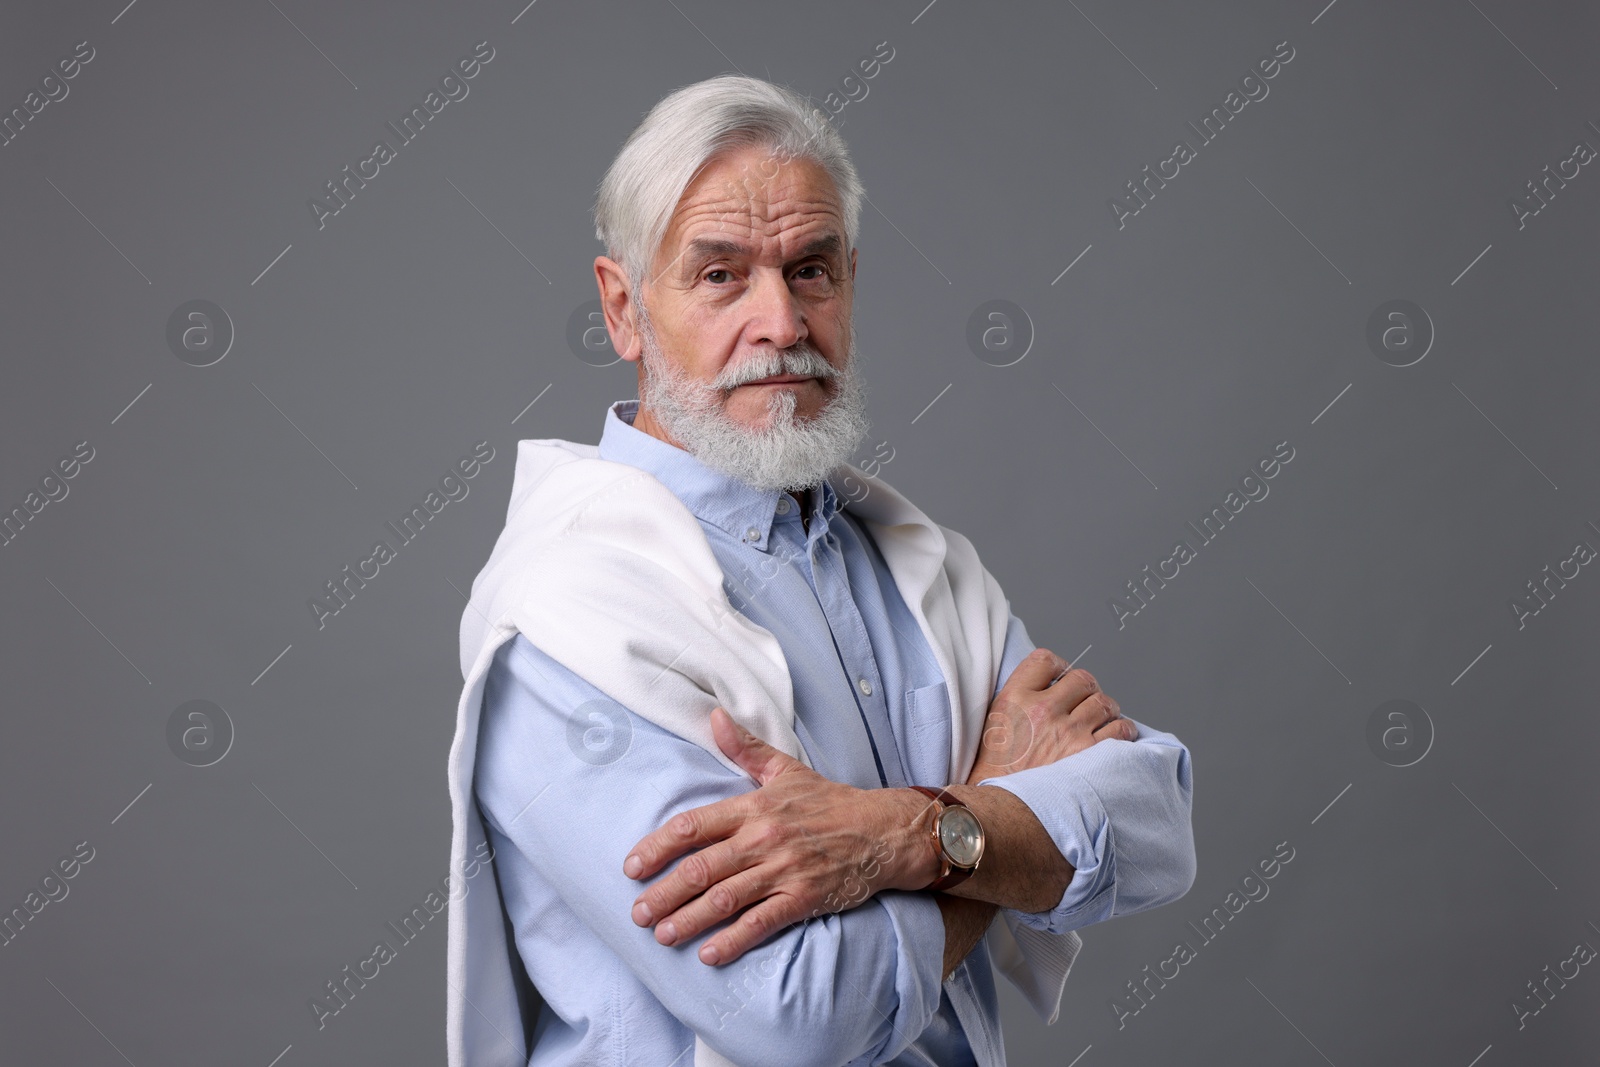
[745,526,760,543]
[857,678,873,697]
[775,497,791,515]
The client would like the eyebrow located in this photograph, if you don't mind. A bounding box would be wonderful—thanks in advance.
[679,233,844,277]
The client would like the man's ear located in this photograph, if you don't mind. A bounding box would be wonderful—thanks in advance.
[848,246,857,281]
[594,256,642,362]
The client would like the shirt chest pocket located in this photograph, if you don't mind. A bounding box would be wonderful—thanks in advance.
[904,680,952,787]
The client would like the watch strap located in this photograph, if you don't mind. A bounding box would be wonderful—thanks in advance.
[911,784,963,809]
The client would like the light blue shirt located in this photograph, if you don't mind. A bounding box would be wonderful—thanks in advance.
[473,399,1195,1066]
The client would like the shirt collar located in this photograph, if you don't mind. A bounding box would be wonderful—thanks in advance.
[597,399,839,552]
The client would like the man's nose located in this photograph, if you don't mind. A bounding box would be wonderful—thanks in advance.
[745,268,805,351]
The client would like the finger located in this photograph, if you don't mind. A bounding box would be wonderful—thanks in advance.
[700,894,803,966]
[710,706,804,786]
[625,796,751,881]
[652,864,769,947]
[1069,691,1120,730]
[632,839,750,931]
[1093,716,1138,742]
[1029,667,1100,721]
[1001,647,1073,693]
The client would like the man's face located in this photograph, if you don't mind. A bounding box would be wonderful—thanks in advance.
[597,143,870,491]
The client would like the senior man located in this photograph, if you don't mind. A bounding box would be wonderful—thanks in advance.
[446,75,1196,1067]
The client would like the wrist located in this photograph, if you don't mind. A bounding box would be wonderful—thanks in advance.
[965,763,997,787]
[881,787,943,891]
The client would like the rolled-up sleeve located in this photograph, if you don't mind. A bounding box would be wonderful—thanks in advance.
[980,615,1197,934]
[476,632,947,1067]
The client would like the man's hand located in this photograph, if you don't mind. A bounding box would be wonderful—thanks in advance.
[624,707,935,967]
[966,648,1136,786]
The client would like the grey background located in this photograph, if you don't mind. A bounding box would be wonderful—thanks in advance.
[2,0,1596,1063]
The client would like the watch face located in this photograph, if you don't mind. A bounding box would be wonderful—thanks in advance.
[938,806,984,868]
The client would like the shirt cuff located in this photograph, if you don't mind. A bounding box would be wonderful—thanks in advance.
[989,914,1085,1025]
[978,747,1118,935]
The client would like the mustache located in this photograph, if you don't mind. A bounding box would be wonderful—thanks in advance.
[713,345,840,390]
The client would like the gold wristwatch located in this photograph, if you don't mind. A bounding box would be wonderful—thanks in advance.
[910,785,985,891]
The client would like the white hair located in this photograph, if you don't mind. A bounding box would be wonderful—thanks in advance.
[593,74,865,295]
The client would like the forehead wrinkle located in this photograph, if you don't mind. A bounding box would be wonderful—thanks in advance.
[656,154,844,279]
[681,222,842,264]
[673,204,843,268]
[676,189,839,232]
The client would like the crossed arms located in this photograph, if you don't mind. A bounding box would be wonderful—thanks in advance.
[474,616,1195,1065]
[624,649,1151,978]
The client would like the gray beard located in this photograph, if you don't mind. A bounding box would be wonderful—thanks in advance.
[635,309,871,493]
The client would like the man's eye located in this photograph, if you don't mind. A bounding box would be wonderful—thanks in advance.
[705,269,731,284]
[795,265,827,280]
